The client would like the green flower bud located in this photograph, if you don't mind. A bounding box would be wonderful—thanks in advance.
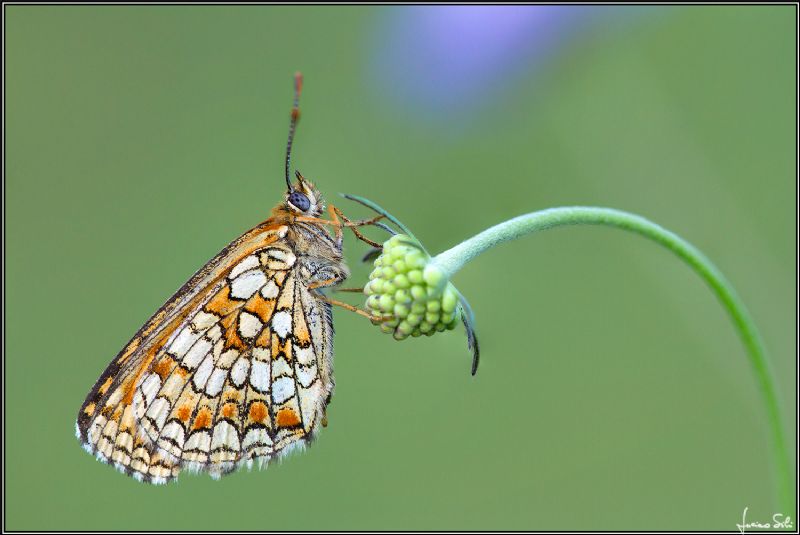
[367,295,380,310]
[411,301,427,315]
[395,288,411,304]
[407,269,423,284]
[393,303,409,319]
[407,254,427,270]
[442,286,458,313]
[378,294,394,312]
[385,235,402,248]
[364,233,466,343]
[369,279,384,294]
[396,320,413,336]
[390,245,407,261]
[406,312,423,327]
[410,285,426,301]
[423,264,445,289]
[393,273,410,289]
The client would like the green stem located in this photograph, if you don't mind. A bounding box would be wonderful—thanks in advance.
[433,206,791,511]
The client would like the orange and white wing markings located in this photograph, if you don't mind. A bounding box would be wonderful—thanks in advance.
[76,222,335,483]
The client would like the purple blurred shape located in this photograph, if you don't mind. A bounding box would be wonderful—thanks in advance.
[371,6,627,122]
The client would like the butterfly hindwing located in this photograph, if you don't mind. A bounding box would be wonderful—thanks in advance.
[77,223,336,483]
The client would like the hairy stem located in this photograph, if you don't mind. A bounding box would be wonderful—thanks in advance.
[433,206,791,511]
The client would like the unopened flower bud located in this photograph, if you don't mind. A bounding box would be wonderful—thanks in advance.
[364,234,462,340]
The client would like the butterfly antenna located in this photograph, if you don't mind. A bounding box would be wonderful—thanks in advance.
[285,71,303,191]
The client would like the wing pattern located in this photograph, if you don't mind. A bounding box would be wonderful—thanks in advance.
[77,231,335,483]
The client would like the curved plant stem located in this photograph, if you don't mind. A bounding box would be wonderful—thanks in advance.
[433,206,791,511]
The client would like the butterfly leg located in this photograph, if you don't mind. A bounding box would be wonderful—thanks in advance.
[331,206,383,248]
[307,272,388,322]
[326,204,344,249]
[309,279,374,298]
[294,211,385,231]
[318,295,390,323]
[341,214,385,227]
[294,210,385,249]
[308,277,343,290]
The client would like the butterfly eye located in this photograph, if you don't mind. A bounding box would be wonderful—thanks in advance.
[288,191,311,212]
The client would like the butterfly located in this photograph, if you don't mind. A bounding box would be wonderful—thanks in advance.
[76,73,382,483]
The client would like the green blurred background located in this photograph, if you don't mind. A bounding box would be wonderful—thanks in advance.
[5,6,796,531]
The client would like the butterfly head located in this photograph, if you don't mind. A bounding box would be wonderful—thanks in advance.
[285,170,323,216]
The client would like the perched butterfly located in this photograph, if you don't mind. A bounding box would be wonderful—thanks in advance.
[76,73,382,483]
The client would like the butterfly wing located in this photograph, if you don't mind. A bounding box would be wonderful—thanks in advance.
[77,222,336,483]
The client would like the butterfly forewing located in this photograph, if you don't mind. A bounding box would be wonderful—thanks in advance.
[77,222,337,483]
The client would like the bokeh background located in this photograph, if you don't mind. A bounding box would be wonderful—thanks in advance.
[5,5,796,531]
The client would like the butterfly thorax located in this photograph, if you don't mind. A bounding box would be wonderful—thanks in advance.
[269,178,349,288]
